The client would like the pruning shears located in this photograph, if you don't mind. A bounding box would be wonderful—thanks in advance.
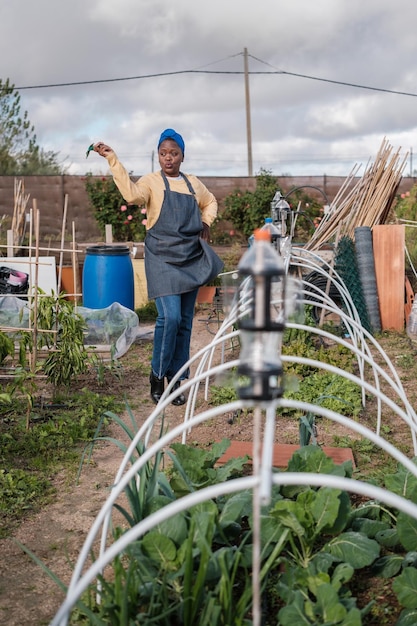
[85,143,95,159]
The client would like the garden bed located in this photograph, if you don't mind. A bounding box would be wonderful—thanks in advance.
[1,323,417,624]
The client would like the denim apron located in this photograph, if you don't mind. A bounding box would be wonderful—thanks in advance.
[144,171,224,299]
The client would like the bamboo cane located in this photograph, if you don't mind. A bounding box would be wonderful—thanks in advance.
[31,202,40,376]
[11,178,30,250]
[57,194,69,294]
[25,207,34,371]
[71,220,80,304]
[0,243,84,255]
[0,325,57,334]
[307,138,407,250]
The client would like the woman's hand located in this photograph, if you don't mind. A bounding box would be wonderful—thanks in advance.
[94,142,113,157]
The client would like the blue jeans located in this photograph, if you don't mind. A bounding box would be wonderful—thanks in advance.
[151,289,198,380]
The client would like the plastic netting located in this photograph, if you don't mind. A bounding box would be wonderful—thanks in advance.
[334,236,372,333]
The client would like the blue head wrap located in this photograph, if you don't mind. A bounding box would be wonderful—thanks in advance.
[157,128,185,154]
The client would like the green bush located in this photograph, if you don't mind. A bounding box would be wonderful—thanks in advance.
[222,169,279,238]
[222,169,324,243]
[85,174,146,242]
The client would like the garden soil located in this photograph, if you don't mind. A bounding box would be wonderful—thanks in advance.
[1,315,416,625]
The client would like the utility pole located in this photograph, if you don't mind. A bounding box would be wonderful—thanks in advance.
[244,47,253,177]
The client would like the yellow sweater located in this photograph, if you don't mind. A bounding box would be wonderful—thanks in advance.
[106,152,218,230]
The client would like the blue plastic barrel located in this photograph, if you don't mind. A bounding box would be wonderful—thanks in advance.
[82,245,134,310]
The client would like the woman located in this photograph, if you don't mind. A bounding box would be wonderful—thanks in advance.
[94,129,223,405]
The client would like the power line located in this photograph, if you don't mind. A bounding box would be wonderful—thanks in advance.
[14,67,417,99]
[277,70,417,98]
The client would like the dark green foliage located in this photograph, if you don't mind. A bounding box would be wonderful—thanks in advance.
[284,371,363,418]
[37,295,90,388]
[0,78,62,174]
[59,437,417,625]
[282,321,362,419]
[283,187,324,242]
[0,468,51,519]
[168,439,248,497]
[222,169,324,242]
[135,300,158,322]
[0,391,118,536]
[85,173,146,241]
[0,330,14,364]
[222,169,280,238]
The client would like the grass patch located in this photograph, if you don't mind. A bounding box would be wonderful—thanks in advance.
[135,301,157,322]
[0,389,121,537]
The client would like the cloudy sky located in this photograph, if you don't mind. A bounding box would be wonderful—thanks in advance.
[1,0,416,178]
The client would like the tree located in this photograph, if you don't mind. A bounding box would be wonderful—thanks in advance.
[0,78,64,175]
[222,168,324,243]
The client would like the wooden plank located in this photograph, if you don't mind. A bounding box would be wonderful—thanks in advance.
[217,440,355,469]
[132,258,148,308]
[372,225,405,331]
[405,276,414,324]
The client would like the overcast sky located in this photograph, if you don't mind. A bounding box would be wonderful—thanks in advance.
[1,0,416,178]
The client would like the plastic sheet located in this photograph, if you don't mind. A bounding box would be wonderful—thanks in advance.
[0,294,29,328]
[0,297,144,359]
[78,302,141,358]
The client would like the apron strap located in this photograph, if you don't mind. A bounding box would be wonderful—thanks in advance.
[180,172,196,196]
[160,170,196,197]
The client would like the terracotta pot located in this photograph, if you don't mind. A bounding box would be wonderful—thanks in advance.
[59,265,82,302]
[196,286,216,304]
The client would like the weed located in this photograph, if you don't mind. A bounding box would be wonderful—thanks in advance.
[395,353,415,369]
[209,384,238,406]
[135,301,157,322]
[0,390,120,536]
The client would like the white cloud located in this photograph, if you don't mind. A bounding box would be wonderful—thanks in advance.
[0,0,415,178]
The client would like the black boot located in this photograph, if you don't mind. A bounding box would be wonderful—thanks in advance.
[150,371,164,404]
[169,380,186,406]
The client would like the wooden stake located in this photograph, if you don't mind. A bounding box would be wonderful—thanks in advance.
[57,194,69,294]
[31,201,40,376]
[105,224,113,243]
[71,220,80,304]
[6,230,13,257]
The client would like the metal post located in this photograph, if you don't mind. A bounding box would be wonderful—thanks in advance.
[244,48,253,177]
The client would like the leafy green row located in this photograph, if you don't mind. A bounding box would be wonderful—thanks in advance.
[67,438,417,625]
